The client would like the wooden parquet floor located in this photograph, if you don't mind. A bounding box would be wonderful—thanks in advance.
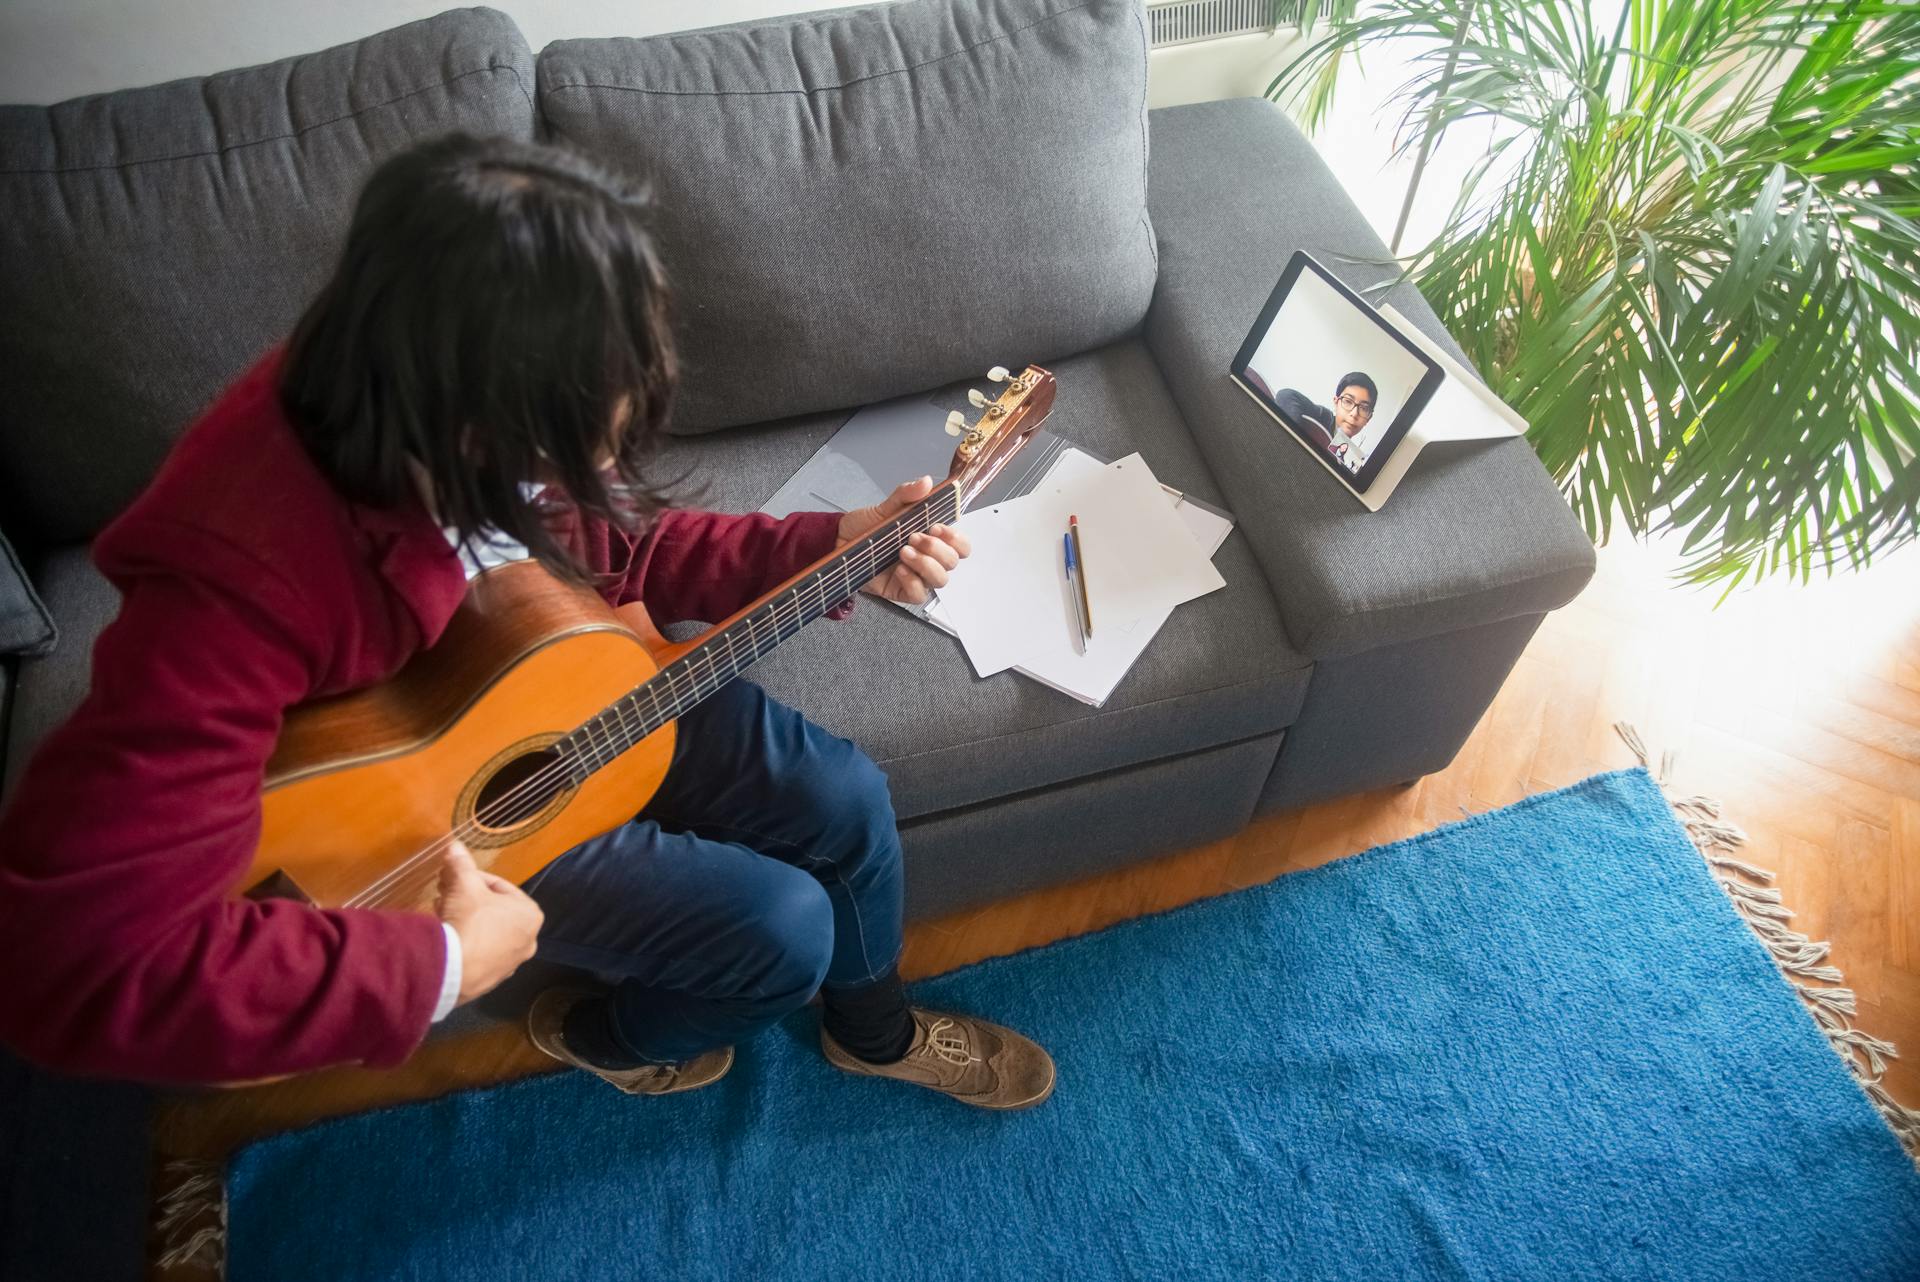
[152,531,1920,1180]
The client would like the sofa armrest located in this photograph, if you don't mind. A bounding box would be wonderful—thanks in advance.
[1144,99,1595,660]
[0,530,55,659]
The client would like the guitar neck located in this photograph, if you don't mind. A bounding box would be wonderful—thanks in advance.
[558,483,963,781]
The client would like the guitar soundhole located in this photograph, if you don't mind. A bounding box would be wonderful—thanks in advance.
[473,749,566,831]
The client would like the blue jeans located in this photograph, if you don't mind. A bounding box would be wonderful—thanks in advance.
[522,679,905,1064]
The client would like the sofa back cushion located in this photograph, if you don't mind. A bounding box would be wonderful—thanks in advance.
[0,8,536,545]
[538,0,1158,436]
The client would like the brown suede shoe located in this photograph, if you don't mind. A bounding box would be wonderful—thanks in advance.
[527,987,733,1097]
[820,1007,1056,1110]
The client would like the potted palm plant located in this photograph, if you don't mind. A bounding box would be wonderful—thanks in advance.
[1269,0,1919,591]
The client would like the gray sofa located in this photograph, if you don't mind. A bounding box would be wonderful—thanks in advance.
[0,3,1592,1275]
[0,0,1594,915]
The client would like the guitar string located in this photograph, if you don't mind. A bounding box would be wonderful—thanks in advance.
[337,488,961,910]
[344,490,959,911]
[345,499,947,911]
[343,491,957,911]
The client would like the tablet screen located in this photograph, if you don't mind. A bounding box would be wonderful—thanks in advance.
[1230,251,1443,497]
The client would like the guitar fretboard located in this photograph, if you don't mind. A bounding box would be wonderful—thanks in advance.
[557,483,962,781]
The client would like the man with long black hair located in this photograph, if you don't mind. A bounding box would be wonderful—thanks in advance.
[0,135,1055,1110]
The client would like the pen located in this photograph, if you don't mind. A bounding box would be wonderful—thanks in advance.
[1063,532,1085,652]
[1068,514,1092,642]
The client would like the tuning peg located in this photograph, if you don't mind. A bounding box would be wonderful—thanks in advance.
[967,388,990,408]
[944,410,966,437]
[987,365,1011,382]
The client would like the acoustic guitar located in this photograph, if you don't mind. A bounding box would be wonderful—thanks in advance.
[243,365,1056,913]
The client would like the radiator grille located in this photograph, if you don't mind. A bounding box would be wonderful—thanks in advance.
[1146,1,1328,48]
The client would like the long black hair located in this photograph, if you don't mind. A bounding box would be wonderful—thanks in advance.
[281,132,680,581]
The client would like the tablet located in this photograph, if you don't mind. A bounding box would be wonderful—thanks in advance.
[1230,251,1443,503]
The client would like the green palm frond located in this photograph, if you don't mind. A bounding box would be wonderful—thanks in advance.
[1267,0,1920,591]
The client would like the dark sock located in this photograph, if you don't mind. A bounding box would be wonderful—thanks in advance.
[561,995,650,1070]
[820,969,916,1064]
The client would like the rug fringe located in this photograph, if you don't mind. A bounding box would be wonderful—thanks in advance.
[154,1157,227,1276]
[1614,721,1920,1163]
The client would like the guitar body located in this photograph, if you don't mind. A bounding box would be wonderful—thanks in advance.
[249,560,676,912]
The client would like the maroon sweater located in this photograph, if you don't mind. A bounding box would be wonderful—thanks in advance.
[0,352,848,1084]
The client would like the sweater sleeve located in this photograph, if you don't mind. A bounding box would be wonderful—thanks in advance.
[611,508,856,627]
[0,562,445,1084]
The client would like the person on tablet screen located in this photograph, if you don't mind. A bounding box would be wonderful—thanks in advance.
[1274,372,1376,474]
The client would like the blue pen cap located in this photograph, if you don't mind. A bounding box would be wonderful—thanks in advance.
[1063,530,1076,571]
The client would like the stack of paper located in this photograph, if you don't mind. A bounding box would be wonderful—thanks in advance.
[923,451,1228,706]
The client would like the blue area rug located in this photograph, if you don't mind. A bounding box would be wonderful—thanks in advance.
[228,770,1920,1280]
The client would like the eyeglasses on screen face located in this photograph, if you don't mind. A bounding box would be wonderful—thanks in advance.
[1335,393,1374,420]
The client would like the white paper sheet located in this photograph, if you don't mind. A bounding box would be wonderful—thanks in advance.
[1037,450,1236,557]
[930,453,1227,701]
[916,448,1109,640]
[923,449,1232,615]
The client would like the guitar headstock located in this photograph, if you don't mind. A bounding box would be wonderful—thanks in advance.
[942,364,1057,513]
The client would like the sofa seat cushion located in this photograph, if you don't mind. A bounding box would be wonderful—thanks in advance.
[538,0,1159,436]
[646,337,1312,821]
[0,531,56,658]
[1143,100,1595,660]
[0,8,537,546]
